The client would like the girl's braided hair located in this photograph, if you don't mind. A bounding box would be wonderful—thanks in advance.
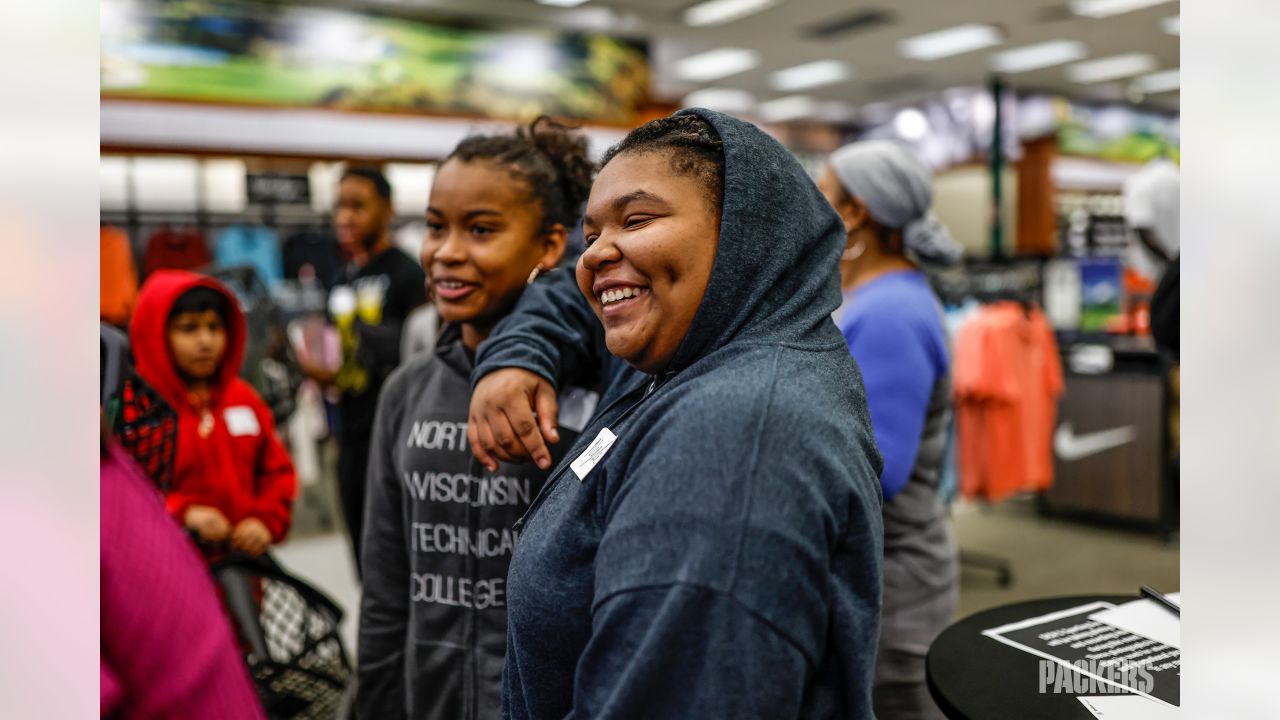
[449,116,594,231]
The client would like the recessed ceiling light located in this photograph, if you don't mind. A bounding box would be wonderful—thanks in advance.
[683,87,756,113]
[536,0,591,6]
[674,47,761,82]
[1070,0,1175,18]
[1134,68,1179,94]
[758,95,816,123]
[990,40,1087,74]
[894,108,929,141]
[684,0,779,27]
[1161,15,1180,35]
[769,60,851,92]
[899,24,1003,61]
[1066,53,1157,83]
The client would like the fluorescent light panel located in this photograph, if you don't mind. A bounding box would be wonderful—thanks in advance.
[769,60,850,91]
[536,0,591,6]
[758,95,815,123]
[1066,52,1156,83]
[1135,68,1179,93]
[990,40,1087,73]
[684,0,778,27]
[815,101,856,123]
[1070,0,1175,18]
[1162,15,1180,35]
[674,47,760,82]
[683,87,756,113]
[899,24,1002,61]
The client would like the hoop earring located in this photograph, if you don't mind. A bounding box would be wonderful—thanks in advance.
[841,238,866,261]
[527,266,544,285]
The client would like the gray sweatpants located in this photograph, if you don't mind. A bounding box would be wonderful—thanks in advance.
[872,550,959,720]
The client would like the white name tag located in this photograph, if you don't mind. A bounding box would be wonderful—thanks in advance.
[223,406,261,437]
[570,427,616,481]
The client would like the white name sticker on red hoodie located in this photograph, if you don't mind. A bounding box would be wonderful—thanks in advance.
[223,406,261,437]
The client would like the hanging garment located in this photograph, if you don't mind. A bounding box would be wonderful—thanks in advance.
[143,226,212,277]
[215,224,283,286]
[101,225,139,327]
[953,302,1063,502]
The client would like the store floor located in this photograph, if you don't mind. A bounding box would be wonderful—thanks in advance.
[273,493,1180,659]
[953,496,1180,618]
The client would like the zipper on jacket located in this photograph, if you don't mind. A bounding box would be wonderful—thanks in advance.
[511,372,673,533]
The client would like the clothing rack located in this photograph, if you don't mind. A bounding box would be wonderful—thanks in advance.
[931,259,1044,308]
[937,260,1049,589]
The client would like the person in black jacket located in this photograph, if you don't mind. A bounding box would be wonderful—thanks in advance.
[357,118,597,720]
[300,167,427,571]
[469,110,884,719]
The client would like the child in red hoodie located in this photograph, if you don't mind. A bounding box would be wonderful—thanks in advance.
[130,270,297,555]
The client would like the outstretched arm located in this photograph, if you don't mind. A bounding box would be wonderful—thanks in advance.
[469,268,609,470]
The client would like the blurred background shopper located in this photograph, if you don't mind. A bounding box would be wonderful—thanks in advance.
[818,140,962,720]
[300,168,427,571]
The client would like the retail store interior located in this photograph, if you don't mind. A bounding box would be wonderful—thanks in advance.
[100,0,1181,718]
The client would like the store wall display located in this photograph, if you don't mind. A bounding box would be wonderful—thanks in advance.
[1077,258,1124,332]
[1044,362,1170,530]
[100,0,650,124]
[932,165,1018,257]
[1021,95,1179,164]
[1042,259,1083,331]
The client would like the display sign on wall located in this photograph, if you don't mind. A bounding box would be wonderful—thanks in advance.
[246,172,311,205]
[100,0,650,124]
[1024,96,1179,164]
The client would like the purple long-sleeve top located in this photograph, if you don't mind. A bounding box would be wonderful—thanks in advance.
[100,444,265,720]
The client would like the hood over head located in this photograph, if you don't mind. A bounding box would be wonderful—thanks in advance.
[663,108,847,373]
[129,270,247,408]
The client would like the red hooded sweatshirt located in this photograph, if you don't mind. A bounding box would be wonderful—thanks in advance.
[129,270,297,542]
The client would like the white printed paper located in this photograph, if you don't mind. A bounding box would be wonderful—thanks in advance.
[983,602,1179,708]
[1090,600,1180,649]
[571,427,616,481]
[1079,695,1179,719]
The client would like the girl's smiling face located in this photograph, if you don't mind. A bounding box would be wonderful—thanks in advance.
[578,150,720,374]
[424,158,566,348]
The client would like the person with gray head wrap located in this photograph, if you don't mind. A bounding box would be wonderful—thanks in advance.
[817,140,959,720]
[827,140,962,268]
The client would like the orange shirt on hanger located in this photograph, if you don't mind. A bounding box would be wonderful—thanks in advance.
[101,225,139,328]
[953,302,1063,503]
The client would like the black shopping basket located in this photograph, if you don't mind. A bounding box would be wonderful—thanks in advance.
[212,554,353,720]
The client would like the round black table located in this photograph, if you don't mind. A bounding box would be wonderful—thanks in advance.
[927,595,1133,720]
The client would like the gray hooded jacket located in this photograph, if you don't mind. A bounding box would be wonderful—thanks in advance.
[474,109,884,719]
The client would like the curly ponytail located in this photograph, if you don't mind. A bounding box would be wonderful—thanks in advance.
[448,116,594,231]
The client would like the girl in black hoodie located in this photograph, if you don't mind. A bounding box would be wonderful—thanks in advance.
[357,118,598,719]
